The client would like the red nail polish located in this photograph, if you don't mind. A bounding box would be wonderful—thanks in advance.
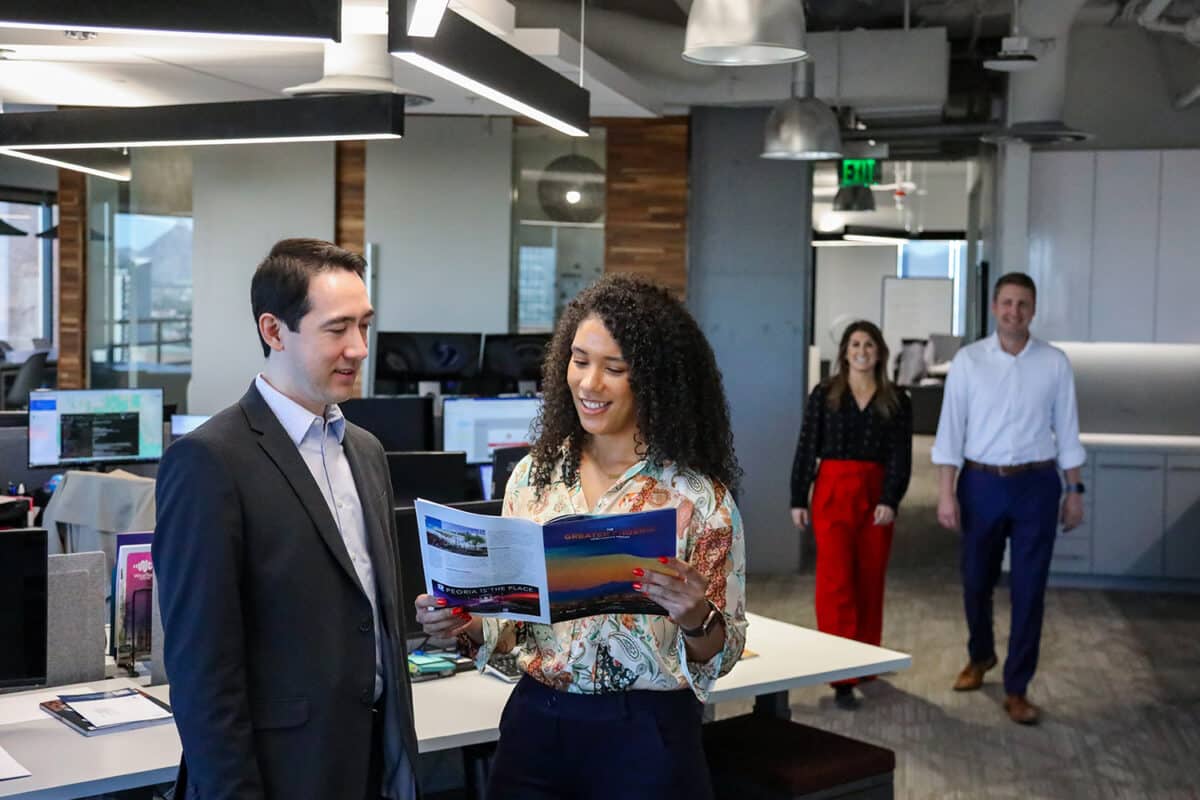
[435,598,447,606]
[632,567,644,577]
[632,582,643,591]
[451,607,463,616]
[658,556,670,564]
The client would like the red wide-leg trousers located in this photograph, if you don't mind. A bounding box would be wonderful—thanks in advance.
[812,459,894,686]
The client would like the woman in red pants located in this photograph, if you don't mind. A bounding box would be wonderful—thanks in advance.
[790,321,912,709]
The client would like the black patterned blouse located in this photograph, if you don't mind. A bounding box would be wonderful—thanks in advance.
[789,382,913,510]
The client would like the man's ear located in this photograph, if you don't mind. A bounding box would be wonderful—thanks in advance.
[258,313,286,354]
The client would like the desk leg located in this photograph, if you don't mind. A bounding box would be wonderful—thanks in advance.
[753,690,790,720]
[462,743,494,800]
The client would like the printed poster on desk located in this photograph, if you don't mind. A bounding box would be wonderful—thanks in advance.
[415,499,676,624]
[114,541,154,668]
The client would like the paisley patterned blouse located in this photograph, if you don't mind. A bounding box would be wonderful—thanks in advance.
[475,452,748,701]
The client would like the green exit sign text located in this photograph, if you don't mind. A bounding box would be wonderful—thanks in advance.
[841,159,877,187]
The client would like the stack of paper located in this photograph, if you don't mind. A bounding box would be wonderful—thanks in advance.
[0,745,31,782]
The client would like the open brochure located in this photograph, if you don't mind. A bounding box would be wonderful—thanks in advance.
[414,499,677,624]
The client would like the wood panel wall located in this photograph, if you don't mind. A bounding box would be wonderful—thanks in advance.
[601,117,690,298]
[56,170,87,389]
[336,140,368,396]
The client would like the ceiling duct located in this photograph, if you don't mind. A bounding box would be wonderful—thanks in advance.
[285,32,433,106]
[981,120,1091,144]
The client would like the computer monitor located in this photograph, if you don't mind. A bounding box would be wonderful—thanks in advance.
[491,445,530,500]
[0,411,28,428]
[395,499,503,640]
[386,451,468,507]
[0,528,48,689]
[339,396,434,452]
[373,332,483,395]
[28,388,164,469]
[169,414,210,441]
[442,397,541,465]
[481,333,552,384]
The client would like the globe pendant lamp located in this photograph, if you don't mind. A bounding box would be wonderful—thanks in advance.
[762,62,842,160]
[683,0,808,66]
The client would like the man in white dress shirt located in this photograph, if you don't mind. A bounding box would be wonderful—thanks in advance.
[932,272,1086,725]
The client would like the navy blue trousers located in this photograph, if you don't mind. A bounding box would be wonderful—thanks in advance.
[487,675,714,800]
[958,465,1061,696]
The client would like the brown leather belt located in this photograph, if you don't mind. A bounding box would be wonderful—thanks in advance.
[963,459,1056,477]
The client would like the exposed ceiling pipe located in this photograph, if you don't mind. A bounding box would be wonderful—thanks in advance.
[1138,0,1184,34]
[1176,80,1200,109]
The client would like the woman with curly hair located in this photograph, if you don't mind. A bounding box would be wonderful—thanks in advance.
[790,320,912,710]
[415,274,746,799]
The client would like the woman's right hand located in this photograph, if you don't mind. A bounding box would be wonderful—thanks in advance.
[414,593,481,647]
[790,507,809,529]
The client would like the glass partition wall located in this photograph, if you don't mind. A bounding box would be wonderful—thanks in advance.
[87,148,194,412]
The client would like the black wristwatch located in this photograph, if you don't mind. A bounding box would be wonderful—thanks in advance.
[1065,482,1086,495]
[680,601,723,638]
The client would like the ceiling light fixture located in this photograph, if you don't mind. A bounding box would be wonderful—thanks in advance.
[284,33,433,106]
[0,93,405,150]
[983,0,1040,72]
[683,0,808,66]
[0,1,341,42]
[762,62,841,160]
[0,146,131,181]
[389,1,590,137]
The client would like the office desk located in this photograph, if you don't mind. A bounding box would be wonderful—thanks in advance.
[0,614,910,798]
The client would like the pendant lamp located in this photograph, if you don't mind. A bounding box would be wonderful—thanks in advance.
[683,0,807,66]
[762,62,841,160]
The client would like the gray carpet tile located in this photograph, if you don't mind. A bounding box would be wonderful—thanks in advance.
[720,437,1200,800]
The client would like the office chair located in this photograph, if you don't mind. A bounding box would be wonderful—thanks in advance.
[5,351,50,410]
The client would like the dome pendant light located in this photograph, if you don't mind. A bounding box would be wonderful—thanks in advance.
[762,61,842,160]
[683,0,808,66]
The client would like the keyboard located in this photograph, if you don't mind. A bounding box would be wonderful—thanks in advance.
[485,652,522,683]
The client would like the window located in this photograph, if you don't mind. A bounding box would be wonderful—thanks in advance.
[898,240,966,335]
[0,199,55,348]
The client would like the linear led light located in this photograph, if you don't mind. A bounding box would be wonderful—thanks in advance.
[389,0,589,138]
[842,233,909,245]
[0,2,340,42]
[407,0,451,37]
[0,20,331,43]
[0,94,405,150]
[0,147,131,181]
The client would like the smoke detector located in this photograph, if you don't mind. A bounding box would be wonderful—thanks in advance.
[983,36,1039,71]
[285,33,433,107]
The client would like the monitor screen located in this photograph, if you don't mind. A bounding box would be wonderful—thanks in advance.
[395,500,502,639]
[0,528,48,689]
[442,397,541,465]
[28,388,164,468]
[386,451,468,507]
[481,333,552,382]
[478,464,495,501]
[0,411,28,429]
[374,332,483,393]
[169,414,210,439]
[340,396,434,452]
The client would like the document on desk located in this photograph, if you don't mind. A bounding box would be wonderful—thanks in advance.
[0,686,97,727]
[40,687,172,736]
[0,744,31,781]
[415,499,677,624]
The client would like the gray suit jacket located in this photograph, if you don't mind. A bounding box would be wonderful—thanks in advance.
[153,383,418,799]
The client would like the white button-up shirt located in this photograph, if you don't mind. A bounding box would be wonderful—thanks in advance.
[931,334,1086,471]
[255,375,383,699]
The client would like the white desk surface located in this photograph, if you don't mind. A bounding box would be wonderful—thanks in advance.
[0,613,911,796]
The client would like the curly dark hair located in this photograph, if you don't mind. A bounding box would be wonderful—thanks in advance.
[529,273,741,494]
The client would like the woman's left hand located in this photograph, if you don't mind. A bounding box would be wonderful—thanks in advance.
[635,557,710,630]
[873,505,896,526]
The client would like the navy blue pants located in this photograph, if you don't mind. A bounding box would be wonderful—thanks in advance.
[487,675,714,800]
[958,465,1061,696]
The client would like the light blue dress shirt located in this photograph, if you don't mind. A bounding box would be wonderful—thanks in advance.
[255,375,383,700]
[931,334,1087,471]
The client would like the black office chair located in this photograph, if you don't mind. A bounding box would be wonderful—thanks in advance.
[5,351,50,410]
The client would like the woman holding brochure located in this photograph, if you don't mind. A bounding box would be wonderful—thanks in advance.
[415,274,746,799]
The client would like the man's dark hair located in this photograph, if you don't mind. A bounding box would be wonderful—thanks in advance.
[250,238,366,357]
[993,272,1037,302]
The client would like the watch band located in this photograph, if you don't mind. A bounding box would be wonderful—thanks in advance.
[1065,482,1086,494]
[680,601,721,638]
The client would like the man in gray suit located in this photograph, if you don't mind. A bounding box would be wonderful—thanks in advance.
[153,238,417,800]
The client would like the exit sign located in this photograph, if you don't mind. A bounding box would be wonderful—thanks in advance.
[841,159,877,186]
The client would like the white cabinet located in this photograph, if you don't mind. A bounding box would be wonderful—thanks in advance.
[1155,151,1200,344]
[1090,151,1160,342]
[1093,452,1165,577]
[1165,455,1200,580]
[1028,151,1094,342]
[1026,149,1200,345]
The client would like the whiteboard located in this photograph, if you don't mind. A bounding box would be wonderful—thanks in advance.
[880,277,954,373]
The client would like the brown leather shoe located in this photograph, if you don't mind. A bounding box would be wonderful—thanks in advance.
[1003,694,1040,725]
[952,655,997,691]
